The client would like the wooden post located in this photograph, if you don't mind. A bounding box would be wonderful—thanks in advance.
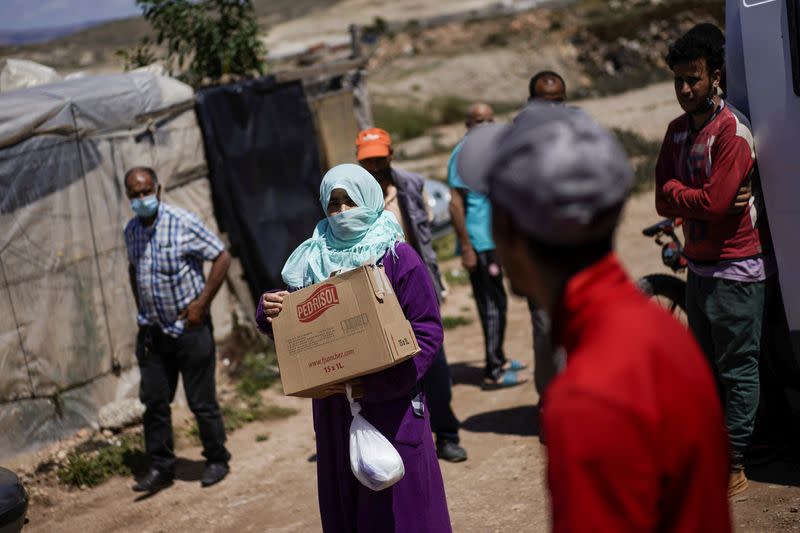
[349,24,362,60]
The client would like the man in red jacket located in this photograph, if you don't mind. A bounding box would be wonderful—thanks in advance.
[655,25,774,496]
[457,102,731,531]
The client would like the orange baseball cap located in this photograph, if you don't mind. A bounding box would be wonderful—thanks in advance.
[356,127,392,160]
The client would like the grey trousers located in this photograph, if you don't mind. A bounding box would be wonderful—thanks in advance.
[528,300,564,398]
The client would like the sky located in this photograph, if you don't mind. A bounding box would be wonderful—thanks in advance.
[0,0,141,31]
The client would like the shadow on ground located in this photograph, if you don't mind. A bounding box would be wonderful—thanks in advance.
[175,458,206,482]
[131,458,205,485]
[748,447,800,488]
[448,362,485,388]
[131,458,206,502]
[461,404,539,437]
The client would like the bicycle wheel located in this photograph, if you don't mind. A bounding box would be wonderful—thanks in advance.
[637,274,687,322]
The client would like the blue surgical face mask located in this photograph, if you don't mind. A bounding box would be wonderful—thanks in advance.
[130,194,159,218]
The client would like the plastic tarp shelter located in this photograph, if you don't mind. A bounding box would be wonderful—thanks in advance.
[0,71,229,458]
[195,77,326,303]
[0,59,61,94]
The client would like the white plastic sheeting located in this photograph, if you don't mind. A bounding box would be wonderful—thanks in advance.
[0,71,225,458]
[0,59,61,93]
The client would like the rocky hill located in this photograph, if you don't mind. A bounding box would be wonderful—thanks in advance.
[365,0,724,110]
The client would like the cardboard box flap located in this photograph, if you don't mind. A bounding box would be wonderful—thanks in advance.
[383,320,420,361]
[366,264,393,302]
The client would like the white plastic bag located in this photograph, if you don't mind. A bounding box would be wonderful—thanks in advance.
[347,384,405,491]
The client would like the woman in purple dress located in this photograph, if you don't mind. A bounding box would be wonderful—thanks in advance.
[255,164,452,533]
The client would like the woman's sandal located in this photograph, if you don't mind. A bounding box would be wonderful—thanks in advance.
[481,370,529,390]
[502,359,529,372]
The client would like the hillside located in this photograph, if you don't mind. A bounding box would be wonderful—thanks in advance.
[366,0,724,109]
[0,21,103,47]
[0,0,342,71]
[0,0,724,83]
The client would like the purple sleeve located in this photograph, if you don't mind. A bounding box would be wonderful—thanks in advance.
[255,293,273,337]
[360,243,444,403]
[255,288,295,337]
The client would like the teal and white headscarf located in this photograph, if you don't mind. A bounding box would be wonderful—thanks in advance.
[281,163,404,288]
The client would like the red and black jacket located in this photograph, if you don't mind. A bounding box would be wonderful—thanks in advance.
[655,101,771,263]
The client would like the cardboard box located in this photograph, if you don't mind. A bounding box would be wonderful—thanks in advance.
[272,264,421,397]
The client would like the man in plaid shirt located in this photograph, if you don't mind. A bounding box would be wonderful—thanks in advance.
[124,166,232,493]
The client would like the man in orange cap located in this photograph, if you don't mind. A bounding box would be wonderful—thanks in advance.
[356,128,414,242]
[356,127,467,463]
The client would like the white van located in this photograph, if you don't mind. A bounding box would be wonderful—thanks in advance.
[727,0,800,386]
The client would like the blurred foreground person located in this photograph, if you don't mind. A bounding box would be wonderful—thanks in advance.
[255,164,451,533]
[526,70,569,398]
[457,103,731,532]
[124,167,232,493]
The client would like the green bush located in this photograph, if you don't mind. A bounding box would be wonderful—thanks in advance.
[612,128,661,192]
[433,232,457,262]
[262,405,300,419]
[115,38,158,70]
[428,95,472,125]
[442,316,473,330]
[373,103,434,142]
[236,351,279,398]
[57,434,148,488]
[488,100,524,116]
[222,401,261,432]
[187,397,298,444]
[633,156,658,192]
[405,19,421,32]
[373,97,523,143]
[612,128,661,157]
[444,268,470,287]
[483,32,510,48]
[135,0,266,87]
[364,16,390,37]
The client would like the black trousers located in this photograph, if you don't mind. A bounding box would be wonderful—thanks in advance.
[424,347,460,445]
[468,250,508,380]
[136,322,230,473]
[527,299,558,397]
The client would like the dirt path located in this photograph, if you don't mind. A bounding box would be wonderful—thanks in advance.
[18,81,800,532]
[23,274,549,533]
[21,190,800,533]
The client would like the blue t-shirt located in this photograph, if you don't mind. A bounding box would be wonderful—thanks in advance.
[447,139,495,252]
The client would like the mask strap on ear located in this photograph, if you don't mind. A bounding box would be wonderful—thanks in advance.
[691,83,718,117]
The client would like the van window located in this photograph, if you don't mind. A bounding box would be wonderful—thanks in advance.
[788,0,800,95]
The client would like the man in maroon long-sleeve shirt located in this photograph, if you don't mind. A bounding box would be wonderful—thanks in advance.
[656,25,774,496]
[456,102,731,531]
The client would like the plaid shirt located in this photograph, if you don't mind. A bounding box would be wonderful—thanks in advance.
[124,202,225,337]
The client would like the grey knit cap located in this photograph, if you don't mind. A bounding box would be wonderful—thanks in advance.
[456,102,633,244]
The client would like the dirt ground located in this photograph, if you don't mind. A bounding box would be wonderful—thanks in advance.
[15,83,800,532]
